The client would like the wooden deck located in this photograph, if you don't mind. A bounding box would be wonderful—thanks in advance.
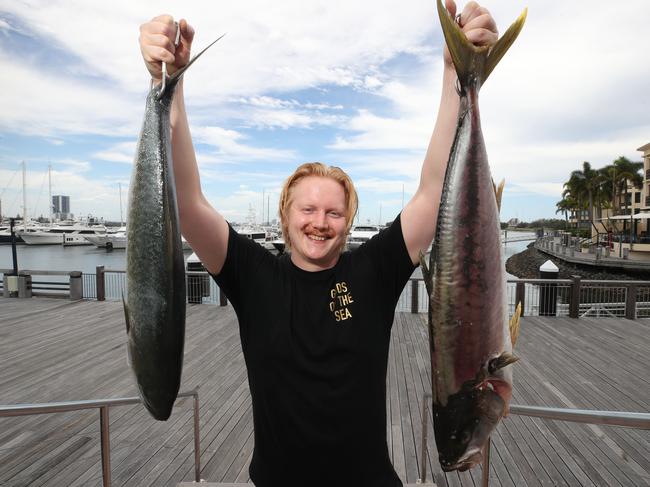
[1,296,649,487]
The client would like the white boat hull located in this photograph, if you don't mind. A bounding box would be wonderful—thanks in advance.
[20,233,64,245]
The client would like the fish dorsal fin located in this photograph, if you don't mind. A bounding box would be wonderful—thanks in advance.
[436,0,527,89]
[509,302,522,347]
[492,178,505,214]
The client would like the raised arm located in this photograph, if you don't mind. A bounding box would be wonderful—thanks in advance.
[400,0,498,264]
[139,15,229,274]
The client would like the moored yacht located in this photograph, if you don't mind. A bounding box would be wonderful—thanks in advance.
[18,222,107,245]
[346,225,382,250]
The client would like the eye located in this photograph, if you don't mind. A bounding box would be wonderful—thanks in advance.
[328,211,342,218]
[302,207,314,214]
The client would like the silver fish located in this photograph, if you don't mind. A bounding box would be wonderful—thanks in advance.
[421,0,526,471]
[124,36,224,420]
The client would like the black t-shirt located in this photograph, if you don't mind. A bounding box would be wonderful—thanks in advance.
[213,214,416,487]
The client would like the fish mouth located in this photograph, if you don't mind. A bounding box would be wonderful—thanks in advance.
[441,448,483,472]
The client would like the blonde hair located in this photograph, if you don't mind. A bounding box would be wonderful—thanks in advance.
[278,162,358,251]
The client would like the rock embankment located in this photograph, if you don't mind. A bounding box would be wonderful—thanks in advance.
[505,243,650,281]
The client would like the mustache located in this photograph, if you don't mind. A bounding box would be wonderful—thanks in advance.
[303,225,335,238]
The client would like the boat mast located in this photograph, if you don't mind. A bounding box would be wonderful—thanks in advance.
[119,182,124,226]
[22,160,27,231]
[48,162,53,225]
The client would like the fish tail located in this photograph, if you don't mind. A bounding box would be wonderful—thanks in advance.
[158,33,227,98]
[436,0,527,88]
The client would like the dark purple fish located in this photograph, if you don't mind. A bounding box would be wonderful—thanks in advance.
[421,0,526,471]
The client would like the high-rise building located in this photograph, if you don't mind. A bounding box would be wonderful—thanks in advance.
[52,195,71,220]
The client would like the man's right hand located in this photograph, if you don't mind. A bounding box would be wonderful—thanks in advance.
[139,15,195,84]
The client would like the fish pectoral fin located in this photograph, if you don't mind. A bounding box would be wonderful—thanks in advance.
[492,178,505,214]
[419,250,433,296]
[488,352,519,373]
[122,293,130,335]
[509,302,522,347]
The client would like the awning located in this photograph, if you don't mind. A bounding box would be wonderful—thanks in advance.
[605,215,634,220]
[633,212,650,220]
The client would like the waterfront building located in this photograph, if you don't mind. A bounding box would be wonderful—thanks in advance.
[52,195,72,220]
[594,142,650,260]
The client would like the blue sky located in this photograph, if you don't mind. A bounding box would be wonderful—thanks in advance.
[1,0,649,225]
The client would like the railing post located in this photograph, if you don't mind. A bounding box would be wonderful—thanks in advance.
[100,406,111,487]
[96,266,105,301]
[515,281,525,317]
[417,393,431,484]
[569,275,581,318]
[69,271,83,300]
[411,280,419,314]
[482,437,491,487]
[219,288,228,306]
[625,284,637,320]
[193,392,201,482]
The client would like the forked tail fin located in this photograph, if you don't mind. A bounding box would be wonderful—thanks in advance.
[436,0,527,89]
[157,33,227,98]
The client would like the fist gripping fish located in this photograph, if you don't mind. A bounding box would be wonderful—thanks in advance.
[421,0,526,471]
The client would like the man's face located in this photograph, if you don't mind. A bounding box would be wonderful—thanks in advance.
[286,176,348,271]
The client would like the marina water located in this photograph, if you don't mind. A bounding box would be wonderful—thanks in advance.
[0,231,535,277]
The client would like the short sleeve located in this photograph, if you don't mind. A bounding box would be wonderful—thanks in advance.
[353,213,418,304]
[211,224,274,314]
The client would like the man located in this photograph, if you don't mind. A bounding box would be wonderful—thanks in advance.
[138,2,498,485]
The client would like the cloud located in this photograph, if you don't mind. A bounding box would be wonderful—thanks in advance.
[1,0,649,223]
[192,126,297,162]
[93,142,138,164]
[0,53,140,138]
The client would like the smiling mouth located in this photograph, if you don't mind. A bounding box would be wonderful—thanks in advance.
[307,234,328,241]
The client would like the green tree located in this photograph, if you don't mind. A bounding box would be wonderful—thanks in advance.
[555,195,576,230]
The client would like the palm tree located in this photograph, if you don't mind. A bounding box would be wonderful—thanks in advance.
[555,196,577,230]
[611,156,643,215]
[561,178,587,231]
[598,165,618,216]
[566,162,601,231]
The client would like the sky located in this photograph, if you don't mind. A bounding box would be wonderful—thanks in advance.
[1,0,649,226]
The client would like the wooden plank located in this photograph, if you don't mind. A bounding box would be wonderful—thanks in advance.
[1,297,649,487]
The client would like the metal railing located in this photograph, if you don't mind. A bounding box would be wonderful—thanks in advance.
[0,389,201,487]
[397,277,650,319]
[7,267,650,320]
[417,400,650,486]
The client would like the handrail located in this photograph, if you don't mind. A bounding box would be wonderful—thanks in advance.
[418,400,650,486]
[509,404,650,429]
[0,389,201,487]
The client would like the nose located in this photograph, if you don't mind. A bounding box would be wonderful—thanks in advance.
[312,210,328,229]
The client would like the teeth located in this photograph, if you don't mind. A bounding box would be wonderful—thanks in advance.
[308,235,326,241]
